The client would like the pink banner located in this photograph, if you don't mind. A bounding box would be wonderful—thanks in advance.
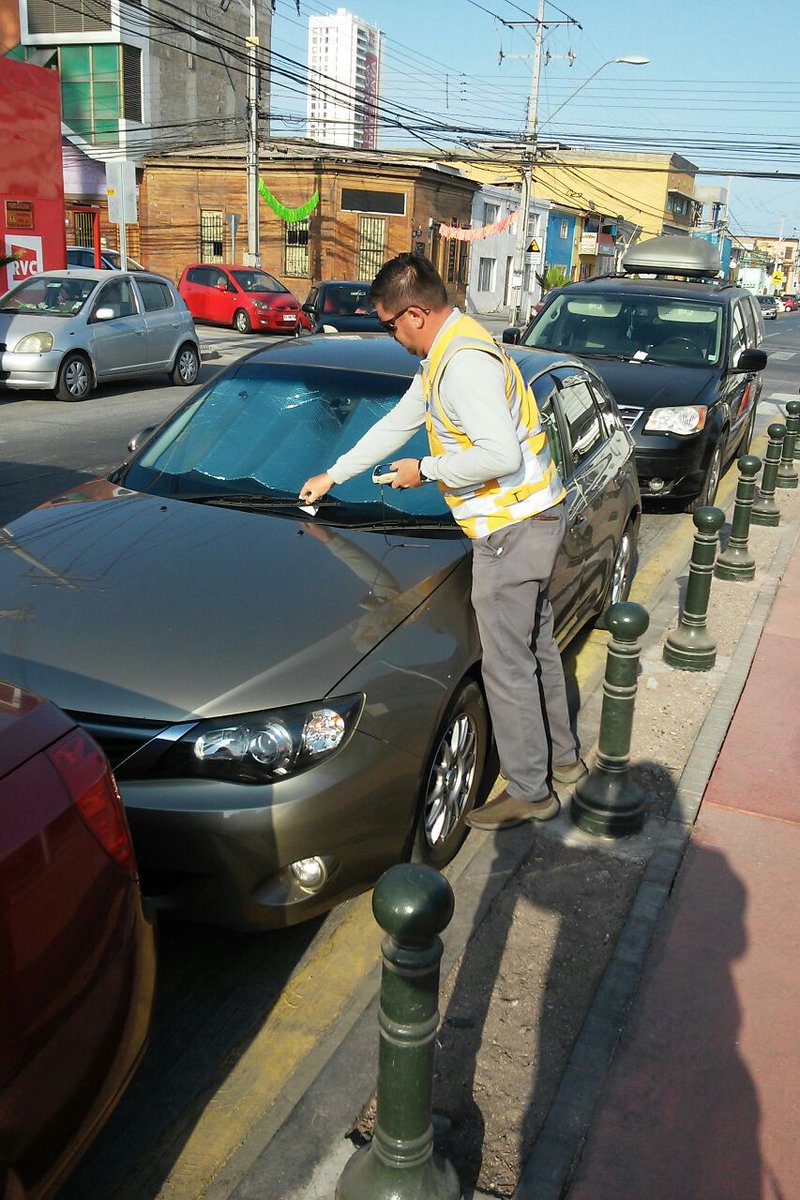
[438,211,520,241]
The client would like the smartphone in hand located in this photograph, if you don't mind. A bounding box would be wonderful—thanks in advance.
[371,463,397,484]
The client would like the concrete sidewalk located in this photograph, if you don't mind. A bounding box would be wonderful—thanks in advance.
[559,529,800,1200]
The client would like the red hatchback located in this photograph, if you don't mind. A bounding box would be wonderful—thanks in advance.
[0,682,156,1200]
[178,263,311,334]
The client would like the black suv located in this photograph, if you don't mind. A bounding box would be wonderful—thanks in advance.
[504,236,768,508]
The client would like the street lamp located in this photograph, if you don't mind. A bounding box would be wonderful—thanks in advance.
[512,54,649,325]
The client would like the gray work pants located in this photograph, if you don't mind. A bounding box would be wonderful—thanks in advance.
[470,505,577,803]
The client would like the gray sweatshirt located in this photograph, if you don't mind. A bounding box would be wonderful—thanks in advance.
[327,309,523,491]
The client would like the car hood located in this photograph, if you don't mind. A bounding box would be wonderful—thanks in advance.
[251,292,300,309]
[313,315,385,334]
[582,358,718,410]
[0,483,467,721]
[0,311,80,339]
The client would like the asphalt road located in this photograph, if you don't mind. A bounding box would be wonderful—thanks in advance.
[3,313,799,1200]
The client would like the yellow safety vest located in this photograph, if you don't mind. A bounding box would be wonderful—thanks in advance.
[421,314,565,539]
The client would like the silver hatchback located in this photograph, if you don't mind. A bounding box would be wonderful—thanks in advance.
[0,269,200,401]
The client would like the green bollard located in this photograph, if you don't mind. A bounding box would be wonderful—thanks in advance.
[336,863,461,1200]
[663,506,725,671]
[776,400,799,488]
[751,423,786,526]
[715,455,761,581]
[570,602,649,838]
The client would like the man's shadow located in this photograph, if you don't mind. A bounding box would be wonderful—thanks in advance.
[432,823,766,1200]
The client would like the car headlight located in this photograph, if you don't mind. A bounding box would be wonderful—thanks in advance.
[13,331,54,353]
[152,695,363,784]
[644,406,707,436]
[252,301,272,310]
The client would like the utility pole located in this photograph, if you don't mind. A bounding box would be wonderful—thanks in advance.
[245,0,260,267]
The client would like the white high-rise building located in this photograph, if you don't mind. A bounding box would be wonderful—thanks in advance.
[306,8,382,150]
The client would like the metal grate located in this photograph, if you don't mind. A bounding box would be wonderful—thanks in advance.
[284,219,309,276]
[72,211,94,247]
[200,210,224,263]
[357,215,385,280]
[617,406,644,432]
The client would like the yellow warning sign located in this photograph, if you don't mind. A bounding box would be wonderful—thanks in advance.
[527,239,540,253]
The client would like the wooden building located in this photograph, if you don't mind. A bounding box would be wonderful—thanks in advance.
[138,142,479,305]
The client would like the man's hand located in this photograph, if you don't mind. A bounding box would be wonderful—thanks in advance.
[299,472,334,504]
[389,458,423,489]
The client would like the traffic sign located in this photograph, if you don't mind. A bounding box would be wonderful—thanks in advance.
[527,238,540,253]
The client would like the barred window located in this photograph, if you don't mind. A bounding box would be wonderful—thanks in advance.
[284,219,309,276]
[200,210,224,262]
[357,216,385,280]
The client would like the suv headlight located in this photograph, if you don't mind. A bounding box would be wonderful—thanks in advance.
[14,332,54,354]
[644,406,707,436]
[151,695,363,784]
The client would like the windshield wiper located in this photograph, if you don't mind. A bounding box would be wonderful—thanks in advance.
[161,491,340,510]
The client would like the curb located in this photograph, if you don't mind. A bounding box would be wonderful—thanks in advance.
[511,511,800,1200]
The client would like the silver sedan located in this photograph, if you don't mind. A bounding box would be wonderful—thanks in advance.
[0,268,200,401]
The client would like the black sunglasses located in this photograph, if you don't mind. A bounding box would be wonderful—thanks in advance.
[380,303,431,333]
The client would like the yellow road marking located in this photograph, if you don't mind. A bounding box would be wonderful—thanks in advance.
[154,448,759,1198]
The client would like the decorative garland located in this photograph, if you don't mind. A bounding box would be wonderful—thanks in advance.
[258,179,319,222]
[439,211,520,242]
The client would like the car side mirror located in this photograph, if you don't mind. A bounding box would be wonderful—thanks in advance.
[94,306,115,321]
[502,327,520,345]
[736,347,768,373]
[302,302,314,313]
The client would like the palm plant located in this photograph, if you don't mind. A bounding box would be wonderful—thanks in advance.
[535,265,570,293]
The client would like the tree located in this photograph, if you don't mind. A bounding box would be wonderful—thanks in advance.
[535,265,570,293]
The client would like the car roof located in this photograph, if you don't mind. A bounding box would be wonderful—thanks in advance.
[550,276,747,305]
[227,330,591,381]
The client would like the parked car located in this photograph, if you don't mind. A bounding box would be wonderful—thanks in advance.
[301,280,384,333]
[0,269,200,401]
[505,236,768,508]
[0,678,155,1200]
[67,246,145,271]
[0,335,639,932]
[774,296,787,314]
[756,294,778,321]
[178,264,311,335]
[781,293,798,312]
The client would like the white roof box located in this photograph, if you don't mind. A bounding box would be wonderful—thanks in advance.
[622,235,721,279]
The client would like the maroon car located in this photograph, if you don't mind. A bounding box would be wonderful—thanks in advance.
[0,682,156,1200]
[178,263,312,334]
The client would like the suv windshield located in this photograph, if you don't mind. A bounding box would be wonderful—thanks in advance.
[0,275,96,315]
[118,362,453,525]
[524,291,723,367]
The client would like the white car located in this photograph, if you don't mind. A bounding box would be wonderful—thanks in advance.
[0,269,200,401]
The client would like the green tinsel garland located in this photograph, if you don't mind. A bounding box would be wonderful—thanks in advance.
[258,180,319,222]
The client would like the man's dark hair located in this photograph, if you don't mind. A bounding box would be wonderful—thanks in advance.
[369,253,448,312]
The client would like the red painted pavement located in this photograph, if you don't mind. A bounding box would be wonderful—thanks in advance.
[567,540,800,1200]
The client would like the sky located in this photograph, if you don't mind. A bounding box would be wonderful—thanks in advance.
[264,0,800,242]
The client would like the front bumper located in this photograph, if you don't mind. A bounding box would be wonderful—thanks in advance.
[122,727,422,931]
[0,349,62,390]
[630,427,712,499]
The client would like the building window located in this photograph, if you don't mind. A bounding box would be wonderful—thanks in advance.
[477,257,496,292]
[342,189,405,216]
[483,202,500,226]
[200,210,224,262]
[285,219,309,276]
[357,215,386,279]
[559,219,568,240]
[52,42,141,142]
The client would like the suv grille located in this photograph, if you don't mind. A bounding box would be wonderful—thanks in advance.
[617,406,644,432]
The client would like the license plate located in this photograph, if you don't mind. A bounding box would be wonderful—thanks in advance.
[282,313,296,322]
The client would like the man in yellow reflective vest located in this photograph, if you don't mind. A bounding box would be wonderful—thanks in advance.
[300,253,585,829]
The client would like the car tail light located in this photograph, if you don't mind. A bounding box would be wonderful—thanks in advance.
[47,727,137,879]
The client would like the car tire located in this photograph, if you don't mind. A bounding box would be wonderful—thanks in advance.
[233,309,251,334]
[688,437,724,512]
[596,518,638,628]
[740,405,758,454]
[55,353,92,402]
[170,343,200,386]
[412,679,488,869]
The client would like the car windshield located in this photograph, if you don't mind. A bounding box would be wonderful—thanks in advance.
[757,296,775,305]
[525,292,723,367]
[230,270,287,294]
[0,275,96,315]
[117,361,453,526]
[319,284,376,316]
